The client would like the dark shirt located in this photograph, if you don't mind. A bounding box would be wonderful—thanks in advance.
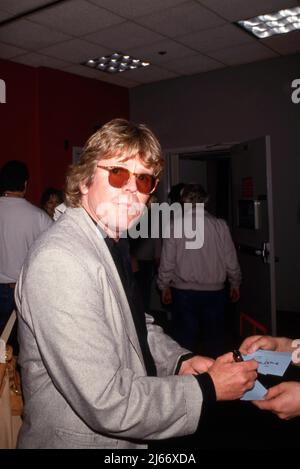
[103,233,216,422]
[102,233,157,377]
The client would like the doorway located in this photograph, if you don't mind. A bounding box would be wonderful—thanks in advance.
[164,136,276,337]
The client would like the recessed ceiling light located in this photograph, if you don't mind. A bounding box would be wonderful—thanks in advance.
[238,6,300,38]
[83,52,150,74]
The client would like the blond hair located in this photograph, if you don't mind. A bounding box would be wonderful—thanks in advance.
[65,118,163,207]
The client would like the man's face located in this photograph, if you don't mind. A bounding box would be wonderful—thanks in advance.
[80,154,154,237]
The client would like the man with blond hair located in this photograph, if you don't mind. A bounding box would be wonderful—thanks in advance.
[16,119,257,448]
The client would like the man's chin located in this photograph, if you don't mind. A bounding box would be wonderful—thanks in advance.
[116,218,140,234]
[96,210,142,237]
[100,219,138,237]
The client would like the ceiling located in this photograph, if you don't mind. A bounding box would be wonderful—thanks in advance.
[0,0,300,88]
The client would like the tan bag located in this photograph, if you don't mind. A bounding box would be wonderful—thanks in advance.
[0,311,22,449]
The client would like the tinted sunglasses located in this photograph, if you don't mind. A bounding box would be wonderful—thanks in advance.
[97,165,158,195]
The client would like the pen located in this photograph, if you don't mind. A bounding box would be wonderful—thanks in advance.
[233,349,244,362]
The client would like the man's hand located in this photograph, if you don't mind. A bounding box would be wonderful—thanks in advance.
[161,287,172,305]
[208,352,258,401]
[253,382,300,420]
[239,335,293,355]
[178,355,214,375]
[230,287,240,303]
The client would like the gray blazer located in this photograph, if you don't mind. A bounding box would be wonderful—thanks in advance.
[15,207,203,449]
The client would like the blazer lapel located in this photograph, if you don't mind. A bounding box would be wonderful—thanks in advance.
[66,208,145,368]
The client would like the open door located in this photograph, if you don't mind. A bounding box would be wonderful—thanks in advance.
[165,135,276,335]
[231,136,276,335]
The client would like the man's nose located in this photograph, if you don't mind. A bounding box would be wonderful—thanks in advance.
[124,173,138,192]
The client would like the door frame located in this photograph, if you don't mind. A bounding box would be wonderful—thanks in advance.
[265,136,276,334]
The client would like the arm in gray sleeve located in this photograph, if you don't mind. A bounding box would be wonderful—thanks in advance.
[157,236,176,291]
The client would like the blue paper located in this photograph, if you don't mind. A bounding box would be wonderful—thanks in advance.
[241,379,267,401]
[240,349,292,401]
[242,349,291,376]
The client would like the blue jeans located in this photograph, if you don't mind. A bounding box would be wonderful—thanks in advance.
[171,288,226,358]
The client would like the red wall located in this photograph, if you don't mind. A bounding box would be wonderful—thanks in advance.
[0,59,129,204]
[38,67,129,195]
[0,59,40,202]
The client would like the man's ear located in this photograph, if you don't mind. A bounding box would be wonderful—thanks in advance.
[79,182,89,195]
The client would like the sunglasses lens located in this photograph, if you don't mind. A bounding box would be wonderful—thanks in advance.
[136,174,156,194]
[108,167,156,194]
[108,167,129,188]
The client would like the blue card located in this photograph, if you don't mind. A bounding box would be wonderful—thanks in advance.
[242,349,291,376]
[241,379,267,401]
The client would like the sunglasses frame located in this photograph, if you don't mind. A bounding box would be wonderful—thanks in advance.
[96,165,159,195]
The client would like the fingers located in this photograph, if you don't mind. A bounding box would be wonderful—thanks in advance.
[209,360,257,401]
[253,384,285,413]
[239,335,263,354]
[253,400,290,419]
[201,357,215,368]
[216,352,235,364]
[241,369,258,393]
[240,371,258,394]
[247,339,268,354]
[248,371,258,382]
[253,399,275,411]
[216,352,258,372]
[179,356,215,375]
[243,359,258,371]
[241,336,276,354]
[264,383,284,400]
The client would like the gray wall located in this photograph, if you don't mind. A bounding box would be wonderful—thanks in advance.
[130,53,300,313]
[179,159,207,187]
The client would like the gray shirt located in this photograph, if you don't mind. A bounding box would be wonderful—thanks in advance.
[0,197,52,282]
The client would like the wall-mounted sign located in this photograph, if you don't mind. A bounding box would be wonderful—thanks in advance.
[242,176,253,198]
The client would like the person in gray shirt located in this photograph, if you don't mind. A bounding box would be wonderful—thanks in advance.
[0,160,52,343]
[158,184,241,357]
